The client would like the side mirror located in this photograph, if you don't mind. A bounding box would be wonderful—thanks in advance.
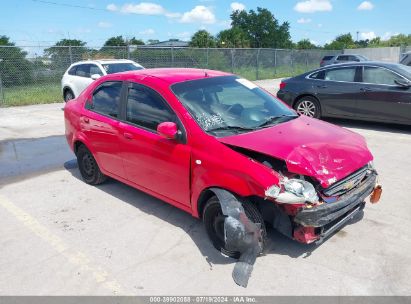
[395,79,411,88]
[157,122,178,139]
[91,74,101,80]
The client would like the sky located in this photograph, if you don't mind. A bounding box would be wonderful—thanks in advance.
[0,0,410,50]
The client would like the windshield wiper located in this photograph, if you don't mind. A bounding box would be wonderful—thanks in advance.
[256,114,298,128]
[207,125,256,134]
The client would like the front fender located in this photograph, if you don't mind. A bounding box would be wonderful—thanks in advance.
[190,169,266,217]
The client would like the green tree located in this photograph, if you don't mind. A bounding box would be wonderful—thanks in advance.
[216,27,250,48]
[189,30,216,48]
[296,39,317,49]
[230,7,292,48]
[0,35,33,86]
[44,39,88,68]
[324,33,356,50]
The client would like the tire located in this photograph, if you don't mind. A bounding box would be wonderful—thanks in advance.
[64,89,75,102]
[76,145,107,185]
[294,96,321,118]
[202,196,266,259]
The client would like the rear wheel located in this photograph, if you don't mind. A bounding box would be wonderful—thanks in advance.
[202,196,266,259]
[64,89,75,102]
[294,96,321,118]
[76,145,107,185]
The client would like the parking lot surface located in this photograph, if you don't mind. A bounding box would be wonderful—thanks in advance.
[0,79,411,295]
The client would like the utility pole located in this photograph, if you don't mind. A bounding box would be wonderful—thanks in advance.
[356,31,359,42]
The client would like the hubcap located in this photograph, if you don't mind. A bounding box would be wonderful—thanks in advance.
[297,100,316,117]
[82,154,95,176]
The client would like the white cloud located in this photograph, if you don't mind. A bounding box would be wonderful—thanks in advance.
[106,4,118,11]
[382,32,399,40]
[317,23,323,28]
[310,39,318,45]
[297,18,312,24]
[230,2,246,11]
[107,2,180,18]
[294,0,332,13]
[97,21,112,28]
[180,6,216,24]
[357,1,374,10]
[120,2,166,15]
[139,28,155,35]
[360,31,376,40]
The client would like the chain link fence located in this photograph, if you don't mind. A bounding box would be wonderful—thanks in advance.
[0,45,350,106]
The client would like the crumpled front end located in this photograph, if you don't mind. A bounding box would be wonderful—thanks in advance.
[265,164,381,244]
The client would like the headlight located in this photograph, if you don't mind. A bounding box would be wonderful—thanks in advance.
[367,161,375,170]
[265,178,319,204]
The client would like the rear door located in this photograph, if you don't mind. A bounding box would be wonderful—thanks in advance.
[356,66,411,123]
[313,66,362,117]
[81,81,126,178]
[117,82,191,208]
[74,64,102,95]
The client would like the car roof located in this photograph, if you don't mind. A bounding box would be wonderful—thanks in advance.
[105,68,232,85]
[72,59,139,65]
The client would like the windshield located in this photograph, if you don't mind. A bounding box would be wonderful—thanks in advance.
[101,63,143,74]
[171,76,297,136]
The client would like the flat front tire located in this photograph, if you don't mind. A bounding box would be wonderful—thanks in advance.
[202,196,266,259]
[76,145,107,185]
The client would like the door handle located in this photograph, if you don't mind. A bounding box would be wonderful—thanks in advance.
[360,87,373,92]
[123,132,133,140]
[83,117,89,123]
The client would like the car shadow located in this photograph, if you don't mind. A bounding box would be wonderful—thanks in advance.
[323,117,411,135]
[64,159,363,266]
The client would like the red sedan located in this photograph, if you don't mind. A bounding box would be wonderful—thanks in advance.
[64,68,381,258]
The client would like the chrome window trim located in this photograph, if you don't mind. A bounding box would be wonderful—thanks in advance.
[305,64,409,87]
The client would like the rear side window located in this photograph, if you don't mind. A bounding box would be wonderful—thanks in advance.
[309,71,325,80]
[363,67,404,85]
[322,56,334,61]
[336,55,349,61]
[126,84,175,131]
[76,64,91,77]
[324,67,357,82]
[68,66,77,75]
[90,82,122,117]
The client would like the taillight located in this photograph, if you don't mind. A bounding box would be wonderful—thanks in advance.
[279,82,287,90]
[320,60,324,65]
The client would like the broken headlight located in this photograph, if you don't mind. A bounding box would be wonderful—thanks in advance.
[265,178,319,204]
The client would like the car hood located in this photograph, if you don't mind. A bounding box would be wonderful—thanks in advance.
[218,116,373,188]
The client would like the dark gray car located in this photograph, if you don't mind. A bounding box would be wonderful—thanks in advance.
[400,51,411,66]
[277,62,411,125]
[320,54,369,67]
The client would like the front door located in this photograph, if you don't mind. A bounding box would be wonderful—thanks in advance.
[118,83,191,208]
[356,66,411,123]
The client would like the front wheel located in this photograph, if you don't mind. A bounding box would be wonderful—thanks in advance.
[294,96,321,118]
[202,196,266,259]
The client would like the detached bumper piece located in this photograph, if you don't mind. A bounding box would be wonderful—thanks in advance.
[294,171,377,228]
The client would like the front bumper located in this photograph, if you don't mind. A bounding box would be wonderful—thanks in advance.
[294,171,377,228]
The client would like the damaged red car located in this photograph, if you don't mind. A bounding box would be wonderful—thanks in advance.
[65,68,382,258]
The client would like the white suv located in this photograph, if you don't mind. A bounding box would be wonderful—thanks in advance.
[61,59,144,101]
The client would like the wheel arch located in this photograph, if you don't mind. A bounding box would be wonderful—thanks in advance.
[293,94,322,116]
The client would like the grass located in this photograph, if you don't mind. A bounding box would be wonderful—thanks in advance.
[0,64,319,106]
[0,82,62,107]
